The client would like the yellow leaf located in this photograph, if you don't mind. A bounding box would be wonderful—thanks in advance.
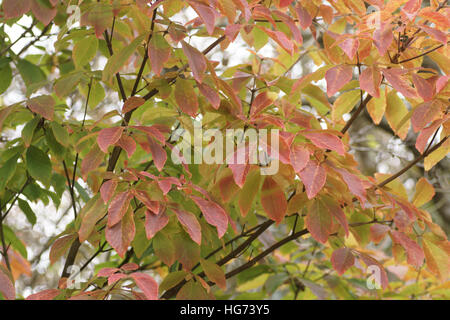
[385,90,410,140]
[412,177,435,207]
[424,139,450,171]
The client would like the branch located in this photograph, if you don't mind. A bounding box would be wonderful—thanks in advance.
[16,23,52,57]
[341,94,372,134]
[398,43,445,64]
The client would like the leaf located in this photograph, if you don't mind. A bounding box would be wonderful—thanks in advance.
[238,169,261,217]
[153,232,176,266]
[148,34,171,76]
[145,210,169,239]
[295,4,312,30]
[382,68,417,99]
[412,73,434,102]
[176,279,209,300]
[260,176,287,224]
[198,82,220,110]
[0,269,15,300]
[250,91,277,118]
[79,194,108,242]
[73,36,98,69]
[325,65,353,97]
[302,131,345,156]
[173,209,202,245]
[359,66,382,98]
[290,144,310,173]
[26,289,60,300]
[122,96,145,114]
[116,135,137,158]
[334,167,367,207]
[385,90,410,140]
[173,231,201,271]
[338,38,359,60]
[358,252,389,289]
[298,160,326,199]
[17,59,46,86]
[147,137,167,172]
[321,195,349,236]
[415,119,442,154]
[331,248,355,275]
[107,191,132,227]
[373,24,393,57]
[80,3,113,38]
[49,234,77,265]
[411,101,441,133]
[189,1,216,35]
[305,199,332,244]
[31,0,56,26]
[105,207,135,258]
[159,271,187,294]
[412,177,435,207]
[370,224,390,244]
[424,139,450,171]
[80,144,104,180]
[3,0,31,19]
[191,196,228,238]
[181,40,207,83]
[130,273,158,300]
[26,146,52,185]
[200,259,226,290]
[102,35,145,83]
[174,78,199,117]
[0,60,12,94]
[50,122,70,147]
[97,127,124,153]
[366,86,387,124]
[260,27,294,55]
[18,199,36,226]
[54,71,83,98]
[390,231,424,268]
[422,236,450,281]
[100,179,118,204]
[331,90,360,121]
[0,153,19,190]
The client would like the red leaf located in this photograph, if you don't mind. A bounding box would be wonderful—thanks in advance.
[402,0,422,21]
[97,127,124,153]
[189,1,216,35]
[0,269,15,300]
[81,145,104,180]
[174,79,199,117]
[174,209,202,245]
[290,144,310,173]
[381,68,417,99]
[198,82,220,109]
[28,95,55,120]
[26,289,60,300]
[121,263,139,271]
[100,180,118,204]
[191,196,228,238]
[133,125,166,144]
[331,248,355,275]
[97,267,119,277]
[411,101,441,133]
[116,134,137,158]
[334,167,367,207]
[105,208,135,258]
[325,65,353,97]
[145,210,169,239]
[273,10,302,44]
[133,189,160,214]
[147,137,167,172]
[359,66,382,98]
[421,25,447,45]
[306,199,332,243]
[373,24,393,57]
[107,191,132,227]
[260,27,294,55]
[412,74,434,102]
[108,273,127,285]
[358,252,389,289]
[31,0,57,26]
[298,160,326,199]
[148,34,171,76]
[122,96,145,114]
[415,119,443,153]
[295,4,312,30]
[301,131,345,155]
[3,0,31,19]
[181,40,207,83]
[250,92,276,118]
[338,38,359,60]
[322,196,349,236]
[261,176,287,224]
[131,273,159,300]
[370,224,390,244]
[49,234,76,265]
[279,0,294,7]
[391,231,425,268]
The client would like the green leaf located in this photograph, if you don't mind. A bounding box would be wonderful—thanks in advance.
[159,271,187,294]
[18,199,37,226]
[21,117,40,147]
[73,36,98,69]
[0,60,12,94]
[50,122,70,147]
[17,59,46,86]
[26,146,52,185]
[3,225,27,259]
[45,127,66,159]
[332,90,360,121]
[0,153,20,190]
[54,71,84,98]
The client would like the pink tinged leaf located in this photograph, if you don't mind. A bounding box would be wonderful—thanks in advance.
[298,160,327,199]
[359,66,382,98]
[370,224,390,244]
[181,40,207,83]
[174,209,202,245]
[200,259,226,290]
[148,34,171,76]
[121,263,139,271]
[26,289,60,300]
[147,137,167,172]
[390,231,425,268]
[0,270,15,300]
[358,253,389,289]
[279,0,294,7]
[198,82,220,109]
[131,273,159,300]
[338,38,359,60]
[133,189,159,214]
[105,209,135,258]
[49,234,76,265]
[174,79,199,117]
[295,4,312,30]
[402,0,422,21]
[81,145,104,180]
[322,197,349,236]
[334,168,367,207]
[261,27,294,55]
[133,125,166,144]
[191,196,228,238]
[97,127,124,153]
[100,180,118,204]
[331,248,355,275]
[411,101,441,133]
[412,74,434,102]
[261,177,288,224]
[97,267,120,277]
[229,163,250,188]
[306,200,332,244]
[189,1,216,35]
[3,0,31,19]
[373,24,393,57]
[381,68,417,99]
[225,24,242,41]
[31,0,57,26]
[116,134,137,158]
[302,131,346,155]
[421,25,447,45]
[435,75,449,93]
[290,144,310,173]
[273,10,302,44]
[250,92,276,118]
[107,191,132,227]
[415,119,443,153]
[122,96,145,114]
[145,210,169,239]
[108,273,127,285]
[325,65,353,97]
[27,95,55,120]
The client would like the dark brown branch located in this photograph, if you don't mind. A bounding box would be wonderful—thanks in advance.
[398,44,445,64]
[341,94,372,134]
